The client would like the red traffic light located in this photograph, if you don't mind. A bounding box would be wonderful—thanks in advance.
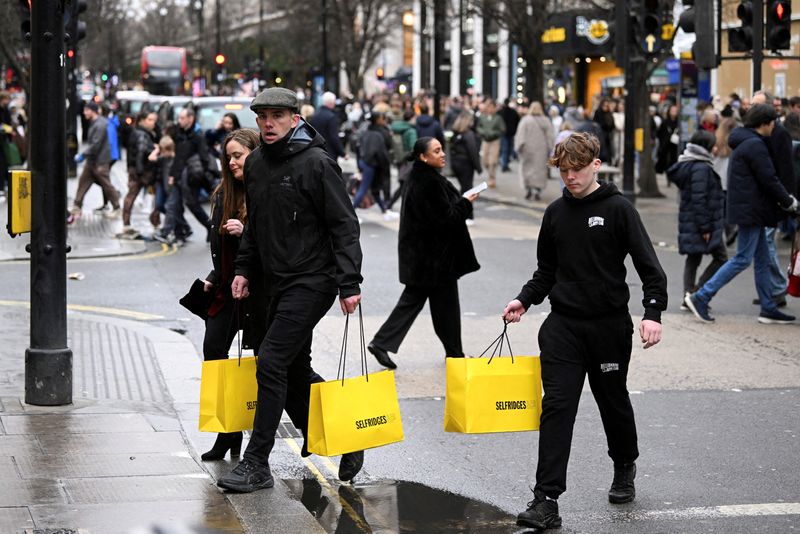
[67,49,74,59]
[376,67,385,79]
[214,53,226,65]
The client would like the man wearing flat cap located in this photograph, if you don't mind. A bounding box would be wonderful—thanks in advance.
[218,87,365,493]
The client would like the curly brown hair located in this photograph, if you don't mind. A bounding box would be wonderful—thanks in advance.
[548,132,600,170]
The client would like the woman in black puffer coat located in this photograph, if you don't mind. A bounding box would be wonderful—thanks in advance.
[367,137,481,369]
[667,130,727,295]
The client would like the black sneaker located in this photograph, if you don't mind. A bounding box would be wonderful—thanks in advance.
[757,309,796,324]
[684,293,714,322]
[516,490,562,529]
[751,295,787,308]
[608,462,636,504]
[368,343,397,370]
[338,450,364,482]
[217,459,274,493]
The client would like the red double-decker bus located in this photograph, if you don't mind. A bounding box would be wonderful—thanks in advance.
[141,46,187,95]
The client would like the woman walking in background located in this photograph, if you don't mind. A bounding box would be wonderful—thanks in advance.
[515,101,555,201]
[200,128,267,461]
[449,112,482,223]
[368,137,481,369]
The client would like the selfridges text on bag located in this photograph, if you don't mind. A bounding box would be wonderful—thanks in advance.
[307,306,404,456]
[444,321,542,434]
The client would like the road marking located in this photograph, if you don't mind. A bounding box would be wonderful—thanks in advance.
[68,243,179,263]
[283,438,371,533]
[0,300,164,321]
[641,502,800,520]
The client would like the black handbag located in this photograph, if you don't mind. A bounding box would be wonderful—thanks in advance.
[185,153,206,187]
[179,278,215,320]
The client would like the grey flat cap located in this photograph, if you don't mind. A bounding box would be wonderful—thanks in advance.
[250,87,299,111]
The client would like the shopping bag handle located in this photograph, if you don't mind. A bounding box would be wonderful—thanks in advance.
[223,299,245,366]
[336,303,369,385]
[478,319,515,364]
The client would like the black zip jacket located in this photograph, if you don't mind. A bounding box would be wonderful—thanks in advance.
[516,182,667,322]
[234,121,363,297]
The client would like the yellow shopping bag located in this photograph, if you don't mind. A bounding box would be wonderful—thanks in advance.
[444,323,542,433]
[198,356,258,433]
[307,307,405,456]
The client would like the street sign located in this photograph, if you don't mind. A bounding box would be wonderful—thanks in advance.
[7,170,31,237]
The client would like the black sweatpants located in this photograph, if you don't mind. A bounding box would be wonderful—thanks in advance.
[371,280,464,358]
[535,312,638,498]
[243,286,336,466]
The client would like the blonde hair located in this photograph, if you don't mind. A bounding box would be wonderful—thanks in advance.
[452,111,474,134]
[158,135,175,157]
[528,101,544,116]
[548,132,600,170]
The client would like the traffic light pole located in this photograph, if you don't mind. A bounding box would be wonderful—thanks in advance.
[752,0,764,92]
[621,2,637,205]
[26,0,72,406]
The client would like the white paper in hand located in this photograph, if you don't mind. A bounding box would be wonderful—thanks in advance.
[463,181,488,198]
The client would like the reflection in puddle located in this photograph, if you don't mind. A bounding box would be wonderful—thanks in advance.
[285,478,517,533]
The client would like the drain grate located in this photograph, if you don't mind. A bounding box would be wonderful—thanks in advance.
[276,420,302,438]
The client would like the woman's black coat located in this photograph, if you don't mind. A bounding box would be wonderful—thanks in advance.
[667,159,725,254]
[398,160,480,286]
[655,117,679,173]
[207,193,267,350]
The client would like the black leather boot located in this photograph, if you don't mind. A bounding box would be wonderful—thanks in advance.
[608,462,636,503]
[201,432,243,461]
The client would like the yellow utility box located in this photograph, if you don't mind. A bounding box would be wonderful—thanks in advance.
[7,170,31,237]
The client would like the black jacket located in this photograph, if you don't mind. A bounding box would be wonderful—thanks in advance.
[449,129,482,173]
[398,160,480,286]
[516,182,668,322]
[235,121,363,297]
[207,193,267,349]
[655,117,679,173]
[498,106,520,138]
[127,126,158,176]
[310,106,345,158]
[726,127,793,228]
[667,155,725,255]
[415,115,445,146]
[765,122,797,197]
[170,125,209,179]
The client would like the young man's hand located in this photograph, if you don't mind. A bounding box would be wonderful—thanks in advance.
[502,299,527,323]
[639,319,662,349]
[340,294,361,314]
[231,275,250,299]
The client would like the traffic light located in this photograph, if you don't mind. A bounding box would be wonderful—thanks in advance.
[766,1,791,50]
[214,53,226,66]
[376,67,385,80]
[728,2,754,52]
[678,0,717,69]
[634,0,663,56]
[65,0,87,47]
[17,0,30,42]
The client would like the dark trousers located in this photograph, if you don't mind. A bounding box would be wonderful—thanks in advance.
[683,245,728,293]
[371,281,464,358]
[243,287,335,466]
[451,160,475,220]
[179,175,211,230]
[535,312,638,498]
[203,294,239,360]
[122,167,145,226]
[161,183,191,239]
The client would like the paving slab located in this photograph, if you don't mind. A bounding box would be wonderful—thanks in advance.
[0,413,155,435]
[0,507,34,533]
[63,474,217,504]
[36,431,186,455]
[0,479,65,507]
[14,452,200,479]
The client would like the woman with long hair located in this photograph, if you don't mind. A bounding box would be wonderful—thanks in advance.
[449,111,482,221]
[367,137,481,369]
[515,101,555,201]
[200,128,267,461]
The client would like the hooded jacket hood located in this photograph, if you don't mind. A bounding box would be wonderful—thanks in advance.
[562,181,621,205]
[416,114,435,128]
[728,126,760,150]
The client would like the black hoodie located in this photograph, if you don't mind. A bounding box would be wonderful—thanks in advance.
[516,182,667,322]
[235,120,363,297]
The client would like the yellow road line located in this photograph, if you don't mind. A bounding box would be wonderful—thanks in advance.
[283,438,371,533]
[68,243,179,262]
[0,300,164,321]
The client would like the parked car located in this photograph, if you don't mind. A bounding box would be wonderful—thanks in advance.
[155,95,193,138]
[190,96,257,131]
[115,90,163,147]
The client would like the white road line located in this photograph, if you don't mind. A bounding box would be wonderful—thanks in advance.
[605,502,800,521]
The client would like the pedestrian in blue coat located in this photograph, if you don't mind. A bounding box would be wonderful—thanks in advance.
[667,130,727,296]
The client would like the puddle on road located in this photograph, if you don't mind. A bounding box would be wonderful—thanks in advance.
[285,478,521,533]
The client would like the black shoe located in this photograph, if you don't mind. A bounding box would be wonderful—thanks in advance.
[201,432,243,461]
[368,343,397,370]
[516,490,562,529]
[217,459,274,493]
[338,450,364,482]
[524,188,533,200]
[608,462,636,504]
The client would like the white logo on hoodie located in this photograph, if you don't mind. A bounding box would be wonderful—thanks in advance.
[588,216,605,228]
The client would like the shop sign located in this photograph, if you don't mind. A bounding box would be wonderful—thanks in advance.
[540,10,615,58]
[576,16,610,45]
[542,27,567,44]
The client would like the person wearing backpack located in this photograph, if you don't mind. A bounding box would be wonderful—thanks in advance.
[387,110,418,210]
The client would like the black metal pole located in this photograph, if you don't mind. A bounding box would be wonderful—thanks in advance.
[752,0,763,92]
[321,0,329,91]
[26,0,72,406]
[622,1,637,205]
[433,0,445,120]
